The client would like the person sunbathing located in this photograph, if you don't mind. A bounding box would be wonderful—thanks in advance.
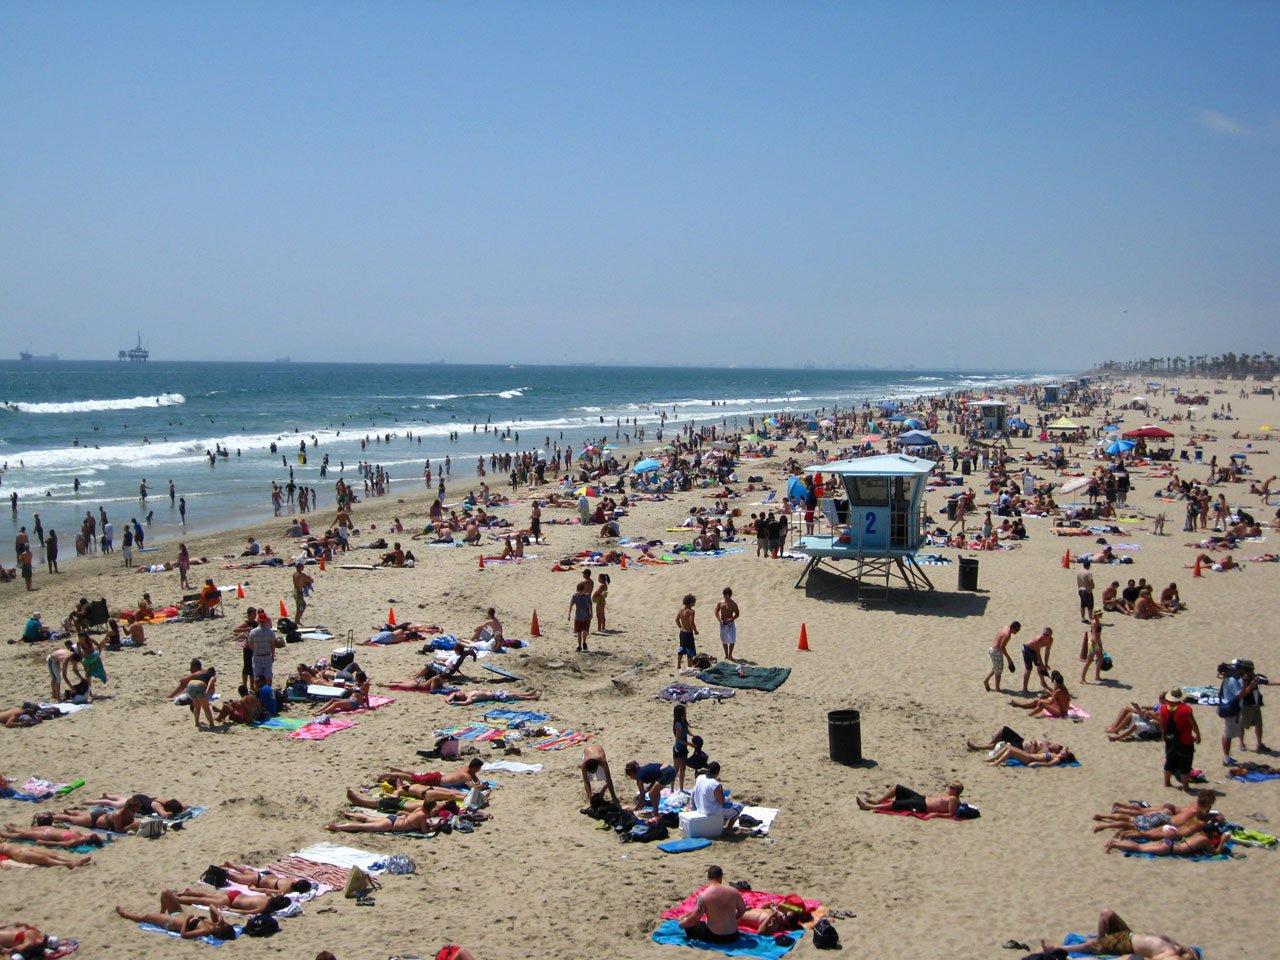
[740,904,793,936]
[114,893,236,940]
[855,782,963,817]
[94,793,186,818]
[1009,673,1072,717]
[468,608,505,644]
[1104,823,1229,857]
[1105,703,1161,741]
[966,726,1048,753]
[40,796,141,832]
[314,673,370,715]
[346,787,470,812]
[0,924,46,956]
[1116,811,1223,844]
[445,687,540,706]
[985,742,1076,767]
[216,863,313,894]
[215,685,263,725]
[0,823,105,848]
[324,805,440,834]
[1039,908,1198,960]
[171,886,292,915]
[375,760,482,792]
[0,706,44,728]
[0,842,92,869]
[1091,791,1214,834]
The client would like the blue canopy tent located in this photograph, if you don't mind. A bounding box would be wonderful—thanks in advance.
[633,458,661,473]
[878,401,900,412]
[897,430,938,447]
[785,475,809,501]
[1008,417,1030,430]
[887,414,908,423]
[903,418,924,429]
[1105,439,1136,456]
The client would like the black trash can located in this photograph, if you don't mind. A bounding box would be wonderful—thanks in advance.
[958,556,979,591]
[828,709,862,765]
[961,458,972,475]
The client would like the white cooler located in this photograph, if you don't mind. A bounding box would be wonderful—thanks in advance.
[679,810,724,839]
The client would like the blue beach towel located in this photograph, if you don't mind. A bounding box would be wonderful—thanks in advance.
[652,921,802,958]
[1004,758,1082,768]
[138,922,240,945]
[1230,771,1280,783]
[483,708,551,726]
[1122,847,1231,862]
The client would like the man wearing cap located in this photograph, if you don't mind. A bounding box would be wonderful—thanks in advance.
[248,612,283,685]
[1158,689,1200,792]
[1237,661,1269,755]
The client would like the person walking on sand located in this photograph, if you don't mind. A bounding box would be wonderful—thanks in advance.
[569,580,592,652]
[292,562,313,625]
[676,594,699,668]
[18,543,34,591]
[983,621,1020,692]
[715,587,740,660]
[1159,689,1200,792]
[1081,610,1105,684]
[1076,557,1096,622]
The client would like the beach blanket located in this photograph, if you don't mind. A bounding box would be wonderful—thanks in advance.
[137,922,238,946]
[532,730,590,750]
[481,760,543,774]
[1122,845,1232,862]
[1229,770,1280,783]
[654,888,821,957]
[1003,758,1081,768]
[1182,685,1221,707]
[695,663,791,692]
[287,717,358,740]
[1037,705,1090,721]
[252,716,310,731]
[1,777,85,803]
[657,682,737,704]
[1063,933,1202,959]
[737,805,780,836]
[297,630,335,642]
[1229,828,1277,847]
[13,834,111,855]
[292,842,388,874]
[435,722,511,742]
[483,708,551,726]
[873,807,979,822]
[37,702,91,716]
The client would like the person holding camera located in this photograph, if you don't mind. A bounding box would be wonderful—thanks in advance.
[1220,660,1269,763]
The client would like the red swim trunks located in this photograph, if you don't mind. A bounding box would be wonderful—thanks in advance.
[412,771,443,786]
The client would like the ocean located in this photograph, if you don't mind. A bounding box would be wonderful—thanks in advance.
[0,361,1058,551]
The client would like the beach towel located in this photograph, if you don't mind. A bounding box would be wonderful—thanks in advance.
[1037,705,1090,721]
[434,722,510,741]
[873,807,979,822]
[483,708,551,726]
[662,888,823,925]
[651,921,802,958]
[297,630,335,642]
[1063,933,1202,959]
[252,716,310,731]
[1122,846,1232,862]
[382,682,457,695]
[533,730,591,750]
[137,922,237,946]
[1229,770,1280,783]
[1228,828,1277,847]
[293,842,388,873]
[2,777,85,803]
[37,702,91,716]
[736,806,780,836]
[481,760,543,774]
[1003,758,1082,768]
[695,663,791,692]
[39,939,78,959]
[657,682,736,704]
[288,717,358,740]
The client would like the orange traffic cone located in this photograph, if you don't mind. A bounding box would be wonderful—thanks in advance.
[1193,556,1203,578]
[530,609,541,637]
[1061,549,1071,569]
[388,607,397,626]
[620,554,628,570]
[279,599,288,618]
[235,583,245,599]
[478,555,486,571]
[318,556,326,571]
[797,623,810,652]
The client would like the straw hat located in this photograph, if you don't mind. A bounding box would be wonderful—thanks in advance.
[1164,687,1187,703]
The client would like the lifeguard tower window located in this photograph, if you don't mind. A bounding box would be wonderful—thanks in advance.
[848,476,889,507]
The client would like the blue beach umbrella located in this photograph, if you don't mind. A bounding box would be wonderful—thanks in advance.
[903,417,924,429]
[1008,417,1029,430]
[633,458,661,473]
[785,475,809,501]
[887,414,908,423]
[1105,439,1136,455]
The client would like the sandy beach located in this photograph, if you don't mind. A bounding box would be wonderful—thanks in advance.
[2,376,1278,960]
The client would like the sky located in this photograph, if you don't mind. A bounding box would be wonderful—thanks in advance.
[1,2,1277,369]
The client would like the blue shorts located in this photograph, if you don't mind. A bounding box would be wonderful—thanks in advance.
[678,630,697,656]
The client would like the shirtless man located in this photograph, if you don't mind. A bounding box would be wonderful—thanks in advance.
[1091,790,1214,834]
[445,688,540,706]
[1020,626,1054,692]
[292,562,313,624]
[580,744,619,806]
[983,621,1020,692]
[469,608,505,644]
[677,865,746,944]
[676,594,699,669]
[1040,909,1197,960]
[714,587,740,660]
[376,759,483,792]
[115,893,237,940]
[856,781,963,818]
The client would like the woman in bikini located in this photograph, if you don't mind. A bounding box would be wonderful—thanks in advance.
[41,795,142,832]
[985,742,1077,767]
[217,863,313,894]
[0,842,93,869]
[114,892,236,940]
[1009,672,1073,718]
[1104,825,1230,857]
[0,823,105,848]
[171,886,291,915]
[94,794,186,818]
[324,804,438,834]
[315,673,370,715]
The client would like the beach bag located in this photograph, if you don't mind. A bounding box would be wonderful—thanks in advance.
[244,914,279,937]
[343,866,381,900]
[136,817,168,839]
[1100,652,1114,672]
[385,854,417,875]
[201,865,229,888]
[812,918,840,949]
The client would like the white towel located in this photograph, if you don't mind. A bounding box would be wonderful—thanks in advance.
[481,761,544,774]
[293,842,387,874]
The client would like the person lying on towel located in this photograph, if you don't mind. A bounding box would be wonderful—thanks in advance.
[1035,908,1197,959]
[856,781,962,818]
[375,759,482,793]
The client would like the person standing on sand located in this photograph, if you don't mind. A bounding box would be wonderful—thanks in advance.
[292,562,313,625]
[1159,689,1200,792]
[676,594,699,668]
[1081,610,1105,684]
[1076,557,1095,622]
[45,530,58,573]
[983,621,1019,692]
[18,543,34,591]
[715,587,739,660]
[569,581,592,652]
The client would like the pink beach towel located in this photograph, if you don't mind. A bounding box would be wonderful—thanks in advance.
[289,717,358,740]
[662,887,822,929]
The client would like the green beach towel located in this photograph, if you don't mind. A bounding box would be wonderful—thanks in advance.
[695,663,791,692]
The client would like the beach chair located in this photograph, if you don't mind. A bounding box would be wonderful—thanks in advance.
[182,589,225,619]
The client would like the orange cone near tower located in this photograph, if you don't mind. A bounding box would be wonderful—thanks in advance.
[530,610,541,637]
[1061,549,1071,569]
[1193,556,1203,578]
[318,557,326,571]
[278,599,288,618]
[620,554,628,570]
[797,623,810,651]
[478,555,486,571]
[388,607,397,626]
[236,583,245,599]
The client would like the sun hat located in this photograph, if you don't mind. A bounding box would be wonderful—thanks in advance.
[1165,687,1187,703]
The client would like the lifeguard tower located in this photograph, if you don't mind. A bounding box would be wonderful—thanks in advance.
[1042,384,1061,404]
[970,399,1007,433]
[793,454,936,602]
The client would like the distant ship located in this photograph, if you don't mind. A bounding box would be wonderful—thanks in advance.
[19,350,60,362]
[118,332,149,362]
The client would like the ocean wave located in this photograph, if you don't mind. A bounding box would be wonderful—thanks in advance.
[2,393,186,414]
[0,479,106,499]
[417,387,529,401]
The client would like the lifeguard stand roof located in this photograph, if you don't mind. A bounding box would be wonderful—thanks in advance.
[804,454,935,477]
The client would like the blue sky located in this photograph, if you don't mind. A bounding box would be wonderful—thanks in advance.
[1,2,1276,368]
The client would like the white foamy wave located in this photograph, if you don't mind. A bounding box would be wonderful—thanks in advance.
[0,479,106,499]
[578,406,603,412]
[418,387,529,401]
[3,393,186,414]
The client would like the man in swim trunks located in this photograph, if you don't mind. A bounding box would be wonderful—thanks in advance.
[676,594,699,668]
[114,893,236,940]
[324,805,439,834]
[715,587,739,661]
[1040,909,1197,959]
[581,744,619,806]
[678,865,746,944]
[376,759,482,792]
[445,688,540,706]
[856,782,963,818]
[1020,626,1054,693]
[983,621,1020,693]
